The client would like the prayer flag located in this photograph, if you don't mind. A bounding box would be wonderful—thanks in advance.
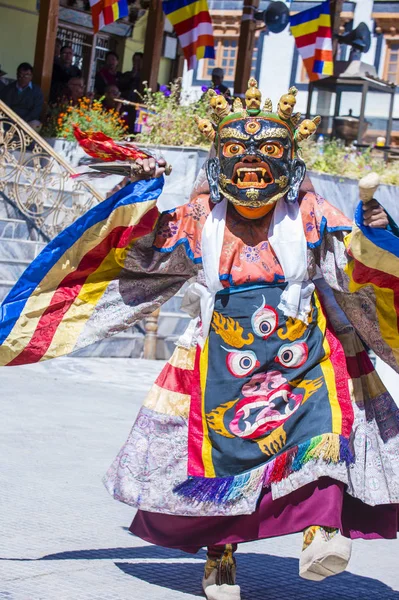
[290,1,333,81]
[89,0,129,33]
[134,106,154,134]
[162,0,215,70]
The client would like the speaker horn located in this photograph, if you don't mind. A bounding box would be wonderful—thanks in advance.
[337,22,371,54]
[255,1,290,34]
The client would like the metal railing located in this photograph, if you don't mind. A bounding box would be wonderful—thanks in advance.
[0,100,103,238]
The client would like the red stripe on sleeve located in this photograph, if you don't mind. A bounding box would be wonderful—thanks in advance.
[351,261,399,323]
[9,207,159,366]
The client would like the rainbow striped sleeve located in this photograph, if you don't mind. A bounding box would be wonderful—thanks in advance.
[346,202,399,369]
[0,177,163,366]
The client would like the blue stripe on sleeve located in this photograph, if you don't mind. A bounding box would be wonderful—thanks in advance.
[354,200,399,260]
[0,176,164,345]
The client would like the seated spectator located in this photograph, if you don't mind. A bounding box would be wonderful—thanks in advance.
[95,51,122,97]
[64,77,85,105]
[120,51,143,102]
[101,84,122,111]
[50,45,82,102]
[0,62,43,130]
[120,52,144,132]
[101,84,129,128]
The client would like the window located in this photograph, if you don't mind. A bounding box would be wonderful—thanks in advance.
[199,37,260,84]
[384,42,399,84]
[201,39,237,82]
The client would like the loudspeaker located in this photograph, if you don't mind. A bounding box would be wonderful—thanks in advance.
[255,1,290,34]
[337,22,371,54]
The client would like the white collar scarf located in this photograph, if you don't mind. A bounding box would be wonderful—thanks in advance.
[181,197,314,346]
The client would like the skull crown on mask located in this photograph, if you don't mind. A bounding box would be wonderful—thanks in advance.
[201,79,321,212]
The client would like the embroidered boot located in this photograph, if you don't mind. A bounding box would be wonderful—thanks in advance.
[202,544,241,600]
[300,525,352,581]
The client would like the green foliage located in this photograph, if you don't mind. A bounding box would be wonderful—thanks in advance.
[135,80,211,148]
[42,97,128,141]
[300,139,399,186]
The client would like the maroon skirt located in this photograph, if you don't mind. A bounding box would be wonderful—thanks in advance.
[130,477,399,553]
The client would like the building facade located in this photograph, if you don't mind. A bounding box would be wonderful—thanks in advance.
[182,0,399,143]
[0,0,181,92]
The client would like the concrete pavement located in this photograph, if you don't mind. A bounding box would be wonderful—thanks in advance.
[1,357,399,600]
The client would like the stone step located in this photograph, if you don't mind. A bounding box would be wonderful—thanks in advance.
[0,257,32,282]
[0,201,19,220]
[0,281,14,303]
[0,218,31,240]
[0,238,45,262]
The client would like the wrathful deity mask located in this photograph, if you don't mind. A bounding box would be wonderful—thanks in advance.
[197,79,321,217]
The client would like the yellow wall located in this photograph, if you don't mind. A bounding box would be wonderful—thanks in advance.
[122,12,147,72]
[0,1,38,78]
[121,12,172,86]
[158,58,172,86]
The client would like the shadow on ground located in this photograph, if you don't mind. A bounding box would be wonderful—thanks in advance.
[1,545,398,599]
[116,552,399,600]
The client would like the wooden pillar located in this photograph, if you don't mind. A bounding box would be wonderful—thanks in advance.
[143,308,160,360]
[357,82,368,145]
[33,0,59,103]
[386,88,395,146]
[329,0,344,60]
[234,0,260,96]
[142,0,165,91]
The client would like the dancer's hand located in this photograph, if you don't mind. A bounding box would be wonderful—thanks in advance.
[363,199,389,229]
[134,157,167,179]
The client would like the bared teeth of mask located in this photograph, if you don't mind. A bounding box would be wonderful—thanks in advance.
[243,172,257,183]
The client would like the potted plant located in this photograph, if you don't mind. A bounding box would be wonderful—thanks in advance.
[42,97,128,167]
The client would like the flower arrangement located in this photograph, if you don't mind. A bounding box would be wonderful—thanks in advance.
[301,139,399,186]
[134,79,211,148]
[42,97,128,141]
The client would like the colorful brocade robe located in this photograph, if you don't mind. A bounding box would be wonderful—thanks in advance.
[1,177,399,517]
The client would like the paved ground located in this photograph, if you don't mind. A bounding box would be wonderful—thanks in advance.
[1,357,399,600]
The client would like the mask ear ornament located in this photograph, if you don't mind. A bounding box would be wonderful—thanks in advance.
[287,158,306,203]
[206,157,222,204]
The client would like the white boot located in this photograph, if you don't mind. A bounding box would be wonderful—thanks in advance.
[300,526,352,581]
[202,546,241,600]
[204,583,241,600]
